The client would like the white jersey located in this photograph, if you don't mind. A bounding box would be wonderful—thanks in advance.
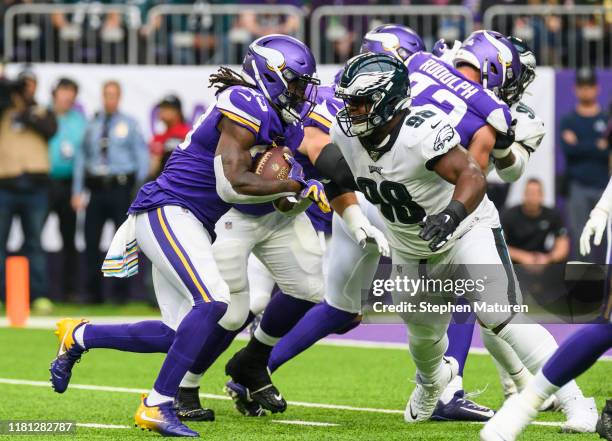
[331,103,499,258]
[511,101,545,152]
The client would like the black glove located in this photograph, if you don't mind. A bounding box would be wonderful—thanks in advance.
[418,200,467,252]
[493,118,517,151]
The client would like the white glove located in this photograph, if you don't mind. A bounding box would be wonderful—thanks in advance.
[342,204,390,257]
[579,206,609,256]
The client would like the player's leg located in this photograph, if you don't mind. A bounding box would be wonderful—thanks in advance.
[248,254,275,316]
[462,226,596,431]
[176,208,257,417]
[268,195,384,373]
[225,212,324,413]
[482,323,612,441]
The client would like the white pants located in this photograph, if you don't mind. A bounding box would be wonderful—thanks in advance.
[325,193,388,314]
[392,225,523,331]
[135,206,230,330]
[213,208,324,331]
[248,230,329,316]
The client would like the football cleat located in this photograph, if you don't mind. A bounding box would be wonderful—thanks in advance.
[134,394,199,437]
[431,390,495,422]
[597,399,612,440]
[49,318,88,393]
[175,387,215,422]
[480,394,538,441]
[224,381,267,417]
[561,396,598,433]
[404,356,459,423]
[225,348,286,413]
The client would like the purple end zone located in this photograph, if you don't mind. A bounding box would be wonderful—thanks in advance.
[324,323,612,357]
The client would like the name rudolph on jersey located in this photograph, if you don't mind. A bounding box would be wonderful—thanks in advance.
[417,58,478,100]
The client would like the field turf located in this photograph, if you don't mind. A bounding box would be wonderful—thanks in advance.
[1,326,610,440]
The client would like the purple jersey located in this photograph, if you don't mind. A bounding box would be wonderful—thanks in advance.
[407,52,512,147]
[300,85,343,234]
[129,85,296,240]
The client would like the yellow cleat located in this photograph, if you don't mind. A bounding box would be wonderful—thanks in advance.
[55,318,88,355]
[134,394,199,437]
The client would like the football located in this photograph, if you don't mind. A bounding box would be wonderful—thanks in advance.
[251,146,291,181]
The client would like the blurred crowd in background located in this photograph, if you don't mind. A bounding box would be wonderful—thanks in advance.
[0,0,611,66]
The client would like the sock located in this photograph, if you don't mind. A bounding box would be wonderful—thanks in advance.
[444,322,475,377]
[495,323,558,374]
[268,302,357,373]
[522,370,560,410]
[83,321,175,353]
[256,292,316,343]
[440,376,463,404]
[146,389,174,406]
[407,322,449,385]
[153,302,228,398]
[179,371,201,389]
[480,325,526,376]
[491,357,518,396]
[73,323,86,348]
[542,323,612,388]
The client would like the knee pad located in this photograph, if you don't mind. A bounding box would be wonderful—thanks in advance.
[218,291,251,331]
[212,239,249,294]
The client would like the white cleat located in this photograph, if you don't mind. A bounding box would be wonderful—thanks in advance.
[561,397,598,433]
[404,356,459,423]
[480,395,538,441]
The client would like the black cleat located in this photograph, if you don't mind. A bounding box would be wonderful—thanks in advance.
[224,381,266,417]
[175,387,215,422]
[225,347,287,413]
[597,399,612,440]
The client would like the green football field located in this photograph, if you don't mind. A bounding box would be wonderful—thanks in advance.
[1,327,610,440]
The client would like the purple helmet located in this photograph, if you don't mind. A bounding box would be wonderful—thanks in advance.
[242,34,320,124]
[453,30,521,97]
[360,24,425,65]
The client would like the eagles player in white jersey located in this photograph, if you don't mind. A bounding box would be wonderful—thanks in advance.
[323,51,563,422]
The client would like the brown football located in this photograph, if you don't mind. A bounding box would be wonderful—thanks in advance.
[251,146,291,181]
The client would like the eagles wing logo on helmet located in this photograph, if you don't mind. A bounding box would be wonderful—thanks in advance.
[344,71,396,96]
[433,125,456,151]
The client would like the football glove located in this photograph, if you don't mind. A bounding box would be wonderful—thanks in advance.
[492,119,517,159]
[284,153,306,187]
[419,201,467,252]
[579,206,609,256]
[301,179,331,213]
[342,205,390,257]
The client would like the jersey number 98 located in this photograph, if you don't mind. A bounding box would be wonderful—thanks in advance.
[357,178,426,224]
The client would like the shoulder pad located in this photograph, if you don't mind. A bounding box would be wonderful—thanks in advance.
[216,86,271,135]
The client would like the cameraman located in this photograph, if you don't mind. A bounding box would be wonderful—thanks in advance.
[0,71,57,309]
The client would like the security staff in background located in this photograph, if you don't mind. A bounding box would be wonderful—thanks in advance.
[560,67,610,262]
[72,80,149,304]
[48,78,87,300]
[0,71,57,311]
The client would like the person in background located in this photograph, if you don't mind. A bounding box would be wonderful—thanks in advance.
[149,94,190,178]
[0,71,57,312]
[560,67,610,262]
[48,78,87,301]
[72,80,148,304]
[502,178,570,265]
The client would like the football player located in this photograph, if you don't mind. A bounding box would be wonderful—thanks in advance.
[481,176,612,441]
[325,49,597,425]
[49,34,324,437]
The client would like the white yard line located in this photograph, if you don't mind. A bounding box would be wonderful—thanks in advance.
[271,420,339,427]
[77,423,131,429]
[0,377,567,428]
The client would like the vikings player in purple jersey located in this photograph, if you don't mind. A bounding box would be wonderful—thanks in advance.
[48,34,325,437]
[482,177,612,440]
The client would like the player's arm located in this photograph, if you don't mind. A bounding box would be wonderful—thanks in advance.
[298,126,329,164]
[419,146,486,251]
[313,141,389,255]
[214,117,302,203]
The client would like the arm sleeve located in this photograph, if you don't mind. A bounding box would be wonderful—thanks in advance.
[314,143,357,190]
